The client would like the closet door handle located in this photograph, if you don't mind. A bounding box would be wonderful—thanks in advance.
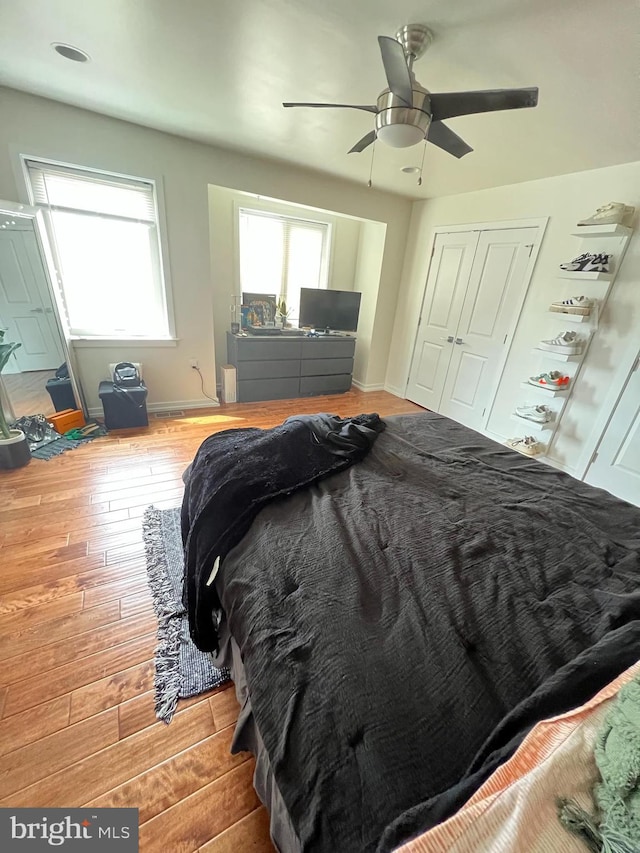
[440,335,454,343]
[454,337,465,345]
[30,307,44,314]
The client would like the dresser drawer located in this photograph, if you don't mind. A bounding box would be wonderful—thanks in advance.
[234,338,303,361]
[300,374,352,395]
[301,338,356,359]
[237,359,300,381]
[237,377,300,402]
[301,357,354,377]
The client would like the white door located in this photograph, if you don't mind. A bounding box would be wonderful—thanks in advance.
[440,228,538,431]
[0,227,64,372]
[407,227,538,431]
[584,355,640,506]
[406,232,480,410]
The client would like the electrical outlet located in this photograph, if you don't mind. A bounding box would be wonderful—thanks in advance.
[190,358,199,369]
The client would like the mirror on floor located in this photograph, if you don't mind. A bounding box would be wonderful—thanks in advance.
[0,203,81,423]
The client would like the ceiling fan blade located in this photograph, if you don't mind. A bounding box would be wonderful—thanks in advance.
[348,130,376,154]
[429,87,539,122]
[427,121,473,159]
[283,102,378,114]
[378,36,413,106]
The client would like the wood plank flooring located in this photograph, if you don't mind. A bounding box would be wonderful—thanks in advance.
[3,369,57,419]
[0,389,422,851]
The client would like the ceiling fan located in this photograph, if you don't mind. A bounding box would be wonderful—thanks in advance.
[283,24,539,158]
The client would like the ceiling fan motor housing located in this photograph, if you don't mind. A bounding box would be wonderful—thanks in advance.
[375,86,431,148]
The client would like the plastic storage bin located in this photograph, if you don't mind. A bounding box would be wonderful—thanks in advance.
[98,381,149,429]
[45,376,77,412]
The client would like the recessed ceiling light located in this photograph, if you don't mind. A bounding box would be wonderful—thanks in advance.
[52,43,91,63]
[401,166,420,174]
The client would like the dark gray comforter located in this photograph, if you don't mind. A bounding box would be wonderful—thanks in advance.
[215,412,640,852]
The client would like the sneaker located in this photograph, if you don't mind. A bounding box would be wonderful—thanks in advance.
[583,253,611,273]
[514,404,553,423]
[538,331,583,355]
[559,253,593,271]
[549,296,593,316]
[577,202,634,227]
[506,436,543,456]
[528,371,570,390]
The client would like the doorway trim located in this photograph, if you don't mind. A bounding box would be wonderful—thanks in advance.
[404,217,548,433]
[578,343,640,481]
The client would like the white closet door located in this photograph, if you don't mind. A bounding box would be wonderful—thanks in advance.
[439,227,538,431]
[584,357,640,506]
[405,231,479,410]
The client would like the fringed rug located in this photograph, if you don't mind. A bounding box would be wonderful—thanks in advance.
[142,506,230,723]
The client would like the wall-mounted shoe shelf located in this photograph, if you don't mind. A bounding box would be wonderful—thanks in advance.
[520,381,569,397]
[570,224,633,238]
[518,216,635,460]
[509,216,633,461]
[531,348,582,363]
[548,312,592,324]
[510,414,554,433]
[557,270,612,281]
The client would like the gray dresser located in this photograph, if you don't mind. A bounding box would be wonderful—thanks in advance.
[226,332,356,402]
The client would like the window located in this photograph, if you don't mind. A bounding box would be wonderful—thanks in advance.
[238,208,330,322]
[25,159,170,338]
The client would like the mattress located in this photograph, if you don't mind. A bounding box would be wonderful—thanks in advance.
[206,411,640,852]
[216,620,302,852]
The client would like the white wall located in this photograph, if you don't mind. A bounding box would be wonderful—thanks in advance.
[352,221,386,388]
[0,86,412,410]
[388,161,640,474]
[207,186,364,384]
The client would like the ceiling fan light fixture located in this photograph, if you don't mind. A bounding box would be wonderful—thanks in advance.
[401,166,421,174]
[376,123,425,148]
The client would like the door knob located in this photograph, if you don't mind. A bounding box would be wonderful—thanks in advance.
[454,337,465,345]
[45,308,53,314]
[30,307,44,313]
[440,335,454,343]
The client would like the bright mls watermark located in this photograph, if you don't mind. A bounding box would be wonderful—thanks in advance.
[0,809,138,850]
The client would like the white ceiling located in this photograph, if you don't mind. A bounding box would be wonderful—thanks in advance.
[0,0,638,199]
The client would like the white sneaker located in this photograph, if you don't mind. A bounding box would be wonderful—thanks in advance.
[538,331,583,354]
[549,296,593,316]
[577,202,635,227]
[505,436,543,456]
[583,253,611,273]
[515,404,553,424]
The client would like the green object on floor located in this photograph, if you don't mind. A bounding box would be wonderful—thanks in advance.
[64,424,101,440]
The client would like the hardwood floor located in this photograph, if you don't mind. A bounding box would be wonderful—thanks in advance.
[3,369,57,419]
[0,389,422,851]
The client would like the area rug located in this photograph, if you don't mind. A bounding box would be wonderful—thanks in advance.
[142,506,230,723]
[12,416,108,460]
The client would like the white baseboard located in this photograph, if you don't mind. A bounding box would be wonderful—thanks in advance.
[88,398,220,418]
[383,384,406,399]
[352,380,385,392]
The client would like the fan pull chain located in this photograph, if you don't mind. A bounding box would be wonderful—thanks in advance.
[368,140,377,188]
[418,142,427,186]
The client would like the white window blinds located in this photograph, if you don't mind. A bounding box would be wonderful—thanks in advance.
[25,160,169,339]
[238,208,330,321]
[26,162,156,222]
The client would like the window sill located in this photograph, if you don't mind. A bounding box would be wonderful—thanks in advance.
[71,337,179,348]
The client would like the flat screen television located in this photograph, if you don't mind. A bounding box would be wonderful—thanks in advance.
[299,288,362,333]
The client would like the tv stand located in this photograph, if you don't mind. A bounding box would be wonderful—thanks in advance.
[226,331,356,402]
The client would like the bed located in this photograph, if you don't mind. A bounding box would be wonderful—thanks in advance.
[181,411,640,852]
